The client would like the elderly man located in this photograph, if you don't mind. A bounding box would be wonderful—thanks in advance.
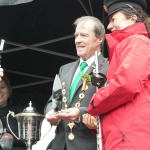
[45,16,108,150]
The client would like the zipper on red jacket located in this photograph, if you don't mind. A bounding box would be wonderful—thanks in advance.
[122,135,125,141]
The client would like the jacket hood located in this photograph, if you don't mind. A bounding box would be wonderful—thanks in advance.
[105,22,149,62]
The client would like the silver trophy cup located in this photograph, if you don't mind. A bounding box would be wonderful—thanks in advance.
[6,101,44,150]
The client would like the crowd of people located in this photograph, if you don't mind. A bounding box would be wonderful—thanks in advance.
[1,0,150,150]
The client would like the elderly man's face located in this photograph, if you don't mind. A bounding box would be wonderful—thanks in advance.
[75,21,103,61]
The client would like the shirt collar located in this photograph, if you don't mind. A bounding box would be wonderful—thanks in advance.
[79,52,101,67]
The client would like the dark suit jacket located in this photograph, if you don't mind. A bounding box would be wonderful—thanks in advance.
[45,54,108,150]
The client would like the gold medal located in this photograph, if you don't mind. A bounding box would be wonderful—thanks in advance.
[68,133,75,140]
[68,122,75,140]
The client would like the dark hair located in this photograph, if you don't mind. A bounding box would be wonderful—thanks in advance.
[1,76,12,96]
[73,16,105,38]
[119,7,150,37]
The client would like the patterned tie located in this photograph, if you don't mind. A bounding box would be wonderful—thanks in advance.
[70,62,87,102]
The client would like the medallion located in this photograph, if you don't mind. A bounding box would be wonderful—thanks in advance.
[68,122,75,140]
[68,133,75,140]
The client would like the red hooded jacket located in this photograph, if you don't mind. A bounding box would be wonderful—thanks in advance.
[88,23,150,150]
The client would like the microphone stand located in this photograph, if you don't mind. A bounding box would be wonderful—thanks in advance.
[95,51,103,150]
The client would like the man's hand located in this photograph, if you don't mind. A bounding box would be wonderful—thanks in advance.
[55,108,80,122]
[82,113,97,129]
[45,110,60,125]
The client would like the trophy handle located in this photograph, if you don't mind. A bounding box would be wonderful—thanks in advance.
[37,118,53,141]
[39,126,52,141]
[6,111,19,140]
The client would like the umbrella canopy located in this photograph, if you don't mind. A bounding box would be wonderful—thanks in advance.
[0,0,149,113]
[0,0,33,5]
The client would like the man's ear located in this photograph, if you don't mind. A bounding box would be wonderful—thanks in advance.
[98,36,104,45]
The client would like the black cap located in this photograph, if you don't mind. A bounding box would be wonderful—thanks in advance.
[103,0,147,22]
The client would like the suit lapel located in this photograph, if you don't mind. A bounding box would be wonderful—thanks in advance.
[71,54,106,102]
[62,54,108,107]
[63,60,80,106]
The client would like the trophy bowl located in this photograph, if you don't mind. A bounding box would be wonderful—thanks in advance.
[6,101,44,150]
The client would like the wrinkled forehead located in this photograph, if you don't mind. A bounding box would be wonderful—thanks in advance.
[75,21,95,32]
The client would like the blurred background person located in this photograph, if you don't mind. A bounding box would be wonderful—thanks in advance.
[0,76,26,150]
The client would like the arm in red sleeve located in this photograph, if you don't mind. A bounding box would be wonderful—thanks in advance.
[88,37,150,116]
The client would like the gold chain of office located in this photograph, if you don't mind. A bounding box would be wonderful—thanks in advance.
[61,61,105,140]
[61,78,89,140]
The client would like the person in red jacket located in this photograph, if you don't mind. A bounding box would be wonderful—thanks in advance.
[85,0,150,149]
